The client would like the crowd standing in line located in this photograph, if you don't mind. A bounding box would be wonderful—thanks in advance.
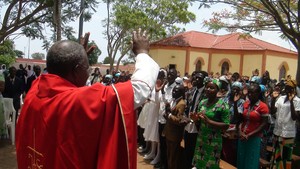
[0,30,300,169]
[137,67,300,169]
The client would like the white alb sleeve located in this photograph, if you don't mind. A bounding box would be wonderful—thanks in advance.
[131,53,159,109]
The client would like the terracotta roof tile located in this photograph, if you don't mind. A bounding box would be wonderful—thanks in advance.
[151,31,297,54]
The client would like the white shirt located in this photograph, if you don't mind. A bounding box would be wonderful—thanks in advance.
[131,53,159,109]
[158,82,176,124]
[27,70,34,77]
[273,95,300,138]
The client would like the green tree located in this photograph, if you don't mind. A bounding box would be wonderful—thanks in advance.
[193,0,300,86]
[0,0,98,44]
[14,50,25,58]
[121,58,135,65]
[0,40,16,66]
[103,56,113,64]
[103,0,196,72]
[88,41,101,65]
[31,52,45,60]
[67,35,101,65]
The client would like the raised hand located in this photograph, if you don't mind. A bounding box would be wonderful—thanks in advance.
[198,112,210,124]
[288,92,295,101]
[272,90,280,98]
[234,93,240,102]
[242,87,248,95]
[264,90,270,98]
[132,28,149,55]
[155,79,165,92]
[80,32,96,55]
[190,112,199,122]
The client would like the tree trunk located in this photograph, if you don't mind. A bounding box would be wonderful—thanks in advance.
[54,0,62,41]
[297,52,300,87]
[106,0,113,74]
[109,60,114,74]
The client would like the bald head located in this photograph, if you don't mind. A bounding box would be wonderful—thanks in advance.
[46,40,87,77]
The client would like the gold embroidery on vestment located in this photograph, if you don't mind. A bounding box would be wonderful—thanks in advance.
[27,129,44,169]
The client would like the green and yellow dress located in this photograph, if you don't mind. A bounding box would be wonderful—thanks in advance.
[192,98,230,169]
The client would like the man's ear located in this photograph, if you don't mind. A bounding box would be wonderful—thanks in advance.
[71,65,81,81]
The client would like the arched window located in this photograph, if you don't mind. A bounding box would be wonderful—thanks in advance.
[221,62,229,75]
[279,65,286,81]
[195,60,202,71]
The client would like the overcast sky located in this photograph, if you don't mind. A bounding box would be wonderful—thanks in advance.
[2,2,296,62]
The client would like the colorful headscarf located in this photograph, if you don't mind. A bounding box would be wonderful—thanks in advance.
[211,79,221,90]
[250,76,261,84]
[259,84,266,93]
[105,74,113,79]
[232,81,243,89]
[286,79,297,88]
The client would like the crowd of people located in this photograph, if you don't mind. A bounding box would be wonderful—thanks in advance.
[0,29,299,169]
[137,68,300,169]
[0,63,41,137]
[86,67,132,86]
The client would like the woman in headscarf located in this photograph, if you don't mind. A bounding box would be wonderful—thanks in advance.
[236,83,269,169]
[222,81,245,167]
[271,80,300,169]
[191,79,230,169]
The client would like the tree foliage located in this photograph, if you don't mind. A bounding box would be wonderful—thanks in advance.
[103,56,113,64]
[14,49,24,58]
[121,58,134,65]
[31,52,45,60]
[67,35,101,65]
[104,0,196,72]
[0,0,98,45]
[88,41,102,65]
[0,40,16,66]
[193,0,300,85]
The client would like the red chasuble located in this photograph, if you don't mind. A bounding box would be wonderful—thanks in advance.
[16,74,137,169]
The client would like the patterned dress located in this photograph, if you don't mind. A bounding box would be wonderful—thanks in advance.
[192,99,230,169]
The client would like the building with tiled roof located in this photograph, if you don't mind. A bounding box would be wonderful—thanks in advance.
[14,58,135,75]
[150,31,298,80]
[13,58,47,71]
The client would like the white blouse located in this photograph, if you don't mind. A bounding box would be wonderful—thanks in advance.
[273,95,300,138]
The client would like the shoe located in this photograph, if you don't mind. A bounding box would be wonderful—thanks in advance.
[150,158,160,165]
[143,154,155,160]
[154,162,161,168]
[137,146,145,153]
[150,153,160,165]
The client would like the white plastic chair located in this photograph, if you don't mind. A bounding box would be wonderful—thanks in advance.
[3,98,16,145]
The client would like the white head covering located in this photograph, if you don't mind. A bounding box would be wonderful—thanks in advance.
[175,77,183,85]
[219,75,229,84]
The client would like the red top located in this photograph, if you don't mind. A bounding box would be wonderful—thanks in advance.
[16,74,136,169]
[241,100,269,137]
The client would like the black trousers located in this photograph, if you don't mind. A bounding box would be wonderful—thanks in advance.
[183,132,198,169]
[166,138,184,169]
[159,123,168,169]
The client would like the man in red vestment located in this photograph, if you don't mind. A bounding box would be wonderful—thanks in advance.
[16,30,159,169]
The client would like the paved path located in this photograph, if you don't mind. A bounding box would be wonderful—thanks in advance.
[0,139,153,169]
